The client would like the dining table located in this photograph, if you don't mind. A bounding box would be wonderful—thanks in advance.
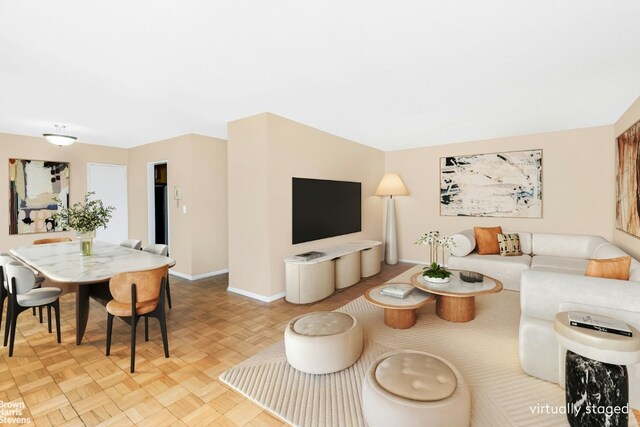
[10,240,176,345]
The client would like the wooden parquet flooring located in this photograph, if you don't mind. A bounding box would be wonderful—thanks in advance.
[2,262,639,426]
[0,263,412,426]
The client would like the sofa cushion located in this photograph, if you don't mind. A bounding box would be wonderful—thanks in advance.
[504,231,531,255]
[531,233,608,259]
[447,253,530,291]
[450,229,476,257]
[585,256,631,281]
[530,255,590,274]
[497,233,522,257]
[474,226,503,255]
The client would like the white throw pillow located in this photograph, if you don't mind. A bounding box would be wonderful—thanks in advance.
[450,230,476,257]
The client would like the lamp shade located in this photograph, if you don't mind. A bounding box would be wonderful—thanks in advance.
[43,125,77,146]
[375,173,409,196]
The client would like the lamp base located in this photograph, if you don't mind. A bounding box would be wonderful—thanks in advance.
[384,198,398,265]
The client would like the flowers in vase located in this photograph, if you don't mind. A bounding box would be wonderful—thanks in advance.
[414,231,456,266]
[53,192,115,233]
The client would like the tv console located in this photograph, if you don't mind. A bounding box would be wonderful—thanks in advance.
[284,240,382,304]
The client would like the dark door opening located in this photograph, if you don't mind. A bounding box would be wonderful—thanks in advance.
[154,163,168,245]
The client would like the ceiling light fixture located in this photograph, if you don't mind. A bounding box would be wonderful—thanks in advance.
[43,125,77,146]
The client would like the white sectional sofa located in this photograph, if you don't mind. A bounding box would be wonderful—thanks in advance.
[447,231,640,407]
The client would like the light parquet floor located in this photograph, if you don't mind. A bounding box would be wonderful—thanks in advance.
[0,263,412,426]
[2,263,639,426]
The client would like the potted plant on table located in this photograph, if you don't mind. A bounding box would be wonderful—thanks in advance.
[53,192,115,256]
[415,231,456,283]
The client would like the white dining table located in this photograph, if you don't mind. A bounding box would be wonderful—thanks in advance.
[10,240,176,345]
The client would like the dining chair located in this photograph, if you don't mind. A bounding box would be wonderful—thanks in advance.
[142,244,172,309]
[2,253,46,325]
[105,265,170,373]
[4,262,62,357]
[33,237,73,245]
[120,239,142,250]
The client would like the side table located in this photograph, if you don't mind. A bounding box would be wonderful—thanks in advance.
[364,283,434,329]
[554,312,640,427]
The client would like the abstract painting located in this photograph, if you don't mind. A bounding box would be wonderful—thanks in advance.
[440,149,542,218]
[9,159,70,235]
[616,119,640,237]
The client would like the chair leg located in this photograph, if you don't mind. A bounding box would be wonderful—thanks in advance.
[54,301,61,344]
[166,277,172,309]
[130,316,138,373]
[106,313,114,356]
[8,306,18,357]
[0,292,5,333]
[39,306,43,323]
[32,307,36,317]
[144,316,149,342]
[159,309,170,358]
[47,305,52,333]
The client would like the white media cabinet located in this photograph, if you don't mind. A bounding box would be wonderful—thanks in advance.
[284,240,382,304]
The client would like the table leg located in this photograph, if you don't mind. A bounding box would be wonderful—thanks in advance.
[384,308,416,329]
[436,296,475,322]
[76,285,90,345]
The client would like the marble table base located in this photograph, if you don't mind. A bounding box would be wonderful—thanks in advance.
[565,350,628,427]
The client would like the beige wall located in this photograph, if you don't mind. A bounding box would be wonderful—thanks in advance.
[613,95,640,259]
[228,113,385,299]
[386,126,615,263]
[128,134,228,277]
[0,133,127,253]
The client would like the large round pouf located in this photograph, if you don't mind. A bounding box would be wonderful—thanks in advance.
[362,350,471,427]
[284,311,363,375]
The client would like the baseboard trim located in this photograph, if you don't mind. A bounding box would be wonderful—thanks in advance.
[227,286,286,303]
[169,268,229,281]
[398,259,428,265]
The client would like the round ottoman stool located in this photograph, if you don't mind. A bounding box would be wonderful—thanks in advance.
[284,311,363,374]
[362,350,470,427]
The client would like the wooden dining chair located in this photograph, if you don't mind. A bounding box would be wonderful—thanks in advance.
[4,262,62,357]
[105,265,170,373]
[120,239,142,250]
[33,237,73,245]
[142,244,172,309]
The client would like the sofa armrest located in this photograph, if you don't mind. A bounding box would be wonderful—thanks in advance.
[521,270,640,325]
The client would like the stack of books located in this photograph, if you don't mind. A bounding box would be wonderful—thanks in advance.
[568,312,633,337]
[380,285,413,299]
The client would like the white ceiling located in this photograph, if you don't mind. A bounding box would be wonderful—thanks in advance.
[1,1,639,151]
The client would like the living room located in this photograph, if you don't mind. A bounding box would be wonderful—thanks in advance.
[1,1,640,426]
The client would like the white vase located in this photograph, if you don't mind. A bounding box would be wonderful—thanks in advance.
[424,276,450,284]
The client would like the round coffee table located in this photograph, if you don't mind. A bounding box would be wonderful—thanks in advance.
[410,270,502,322]
[364,283,434,329]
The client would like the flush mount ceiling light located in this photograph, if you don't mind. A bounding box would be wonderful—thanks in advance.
[43,125,77,146]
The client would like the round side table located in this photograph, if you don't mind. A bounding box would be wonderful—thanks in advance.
[364,283,434,329]
[554,312,640,427]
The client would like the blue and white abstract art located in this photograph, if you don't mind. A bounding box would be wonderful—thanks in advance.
[440,149,542,218]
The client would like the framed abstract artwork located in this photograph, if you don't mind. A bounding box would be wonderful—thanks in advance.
[9,159,70,235]
[440,149,543,218]
[616,119,640,237]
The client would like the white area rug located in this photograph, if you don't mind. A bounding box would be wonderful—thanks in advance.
[220,290,638,426]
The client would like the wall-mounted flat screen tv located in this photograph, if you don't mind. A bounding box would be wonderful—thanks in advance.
[292,177,361,244]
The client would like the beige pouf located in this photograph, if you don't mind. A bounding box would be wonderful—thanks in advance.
[362,350,471,427]
[284,311,363,374]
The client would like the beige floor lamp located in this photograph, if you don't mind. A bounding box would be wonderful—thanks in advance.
[375,173,409,265]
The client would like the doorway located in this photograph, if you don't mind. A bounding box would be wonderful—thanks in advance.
[147,161,169,247]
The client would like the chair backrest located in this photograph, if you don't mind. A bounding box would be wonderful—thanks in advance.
[109,266,168,305]
[142,244,168,257]
[33,237,72,245]
[0,253,14,288]
[5,262,36,295]
[120,239,142,250]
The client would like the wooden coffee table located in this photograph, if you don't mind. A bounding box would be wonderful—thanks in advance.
[364,283,434,329]
[410,269,502,323]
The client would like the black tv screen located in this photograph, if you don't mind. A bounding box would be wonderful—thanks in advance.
[292,178,362,244]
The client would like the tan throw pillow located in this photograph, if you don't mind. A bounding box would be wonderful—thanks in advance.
[585,256,631,280]
[474,226,503,255]
[497,233,522,256]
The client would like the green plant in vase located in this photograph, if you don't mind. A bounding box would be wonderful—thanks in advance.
[53,192,115,256]
[415,231,456,283]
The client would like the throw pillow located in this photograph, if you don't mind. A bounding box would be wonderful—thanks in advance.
[474,226,503,255]
[585,256,631,280]
[496,233,522,256]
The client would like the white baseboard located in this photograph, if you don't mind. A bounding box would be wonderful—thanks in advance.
[398,259,428,265]
[169,268,229,281]
[227,286,286,303]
